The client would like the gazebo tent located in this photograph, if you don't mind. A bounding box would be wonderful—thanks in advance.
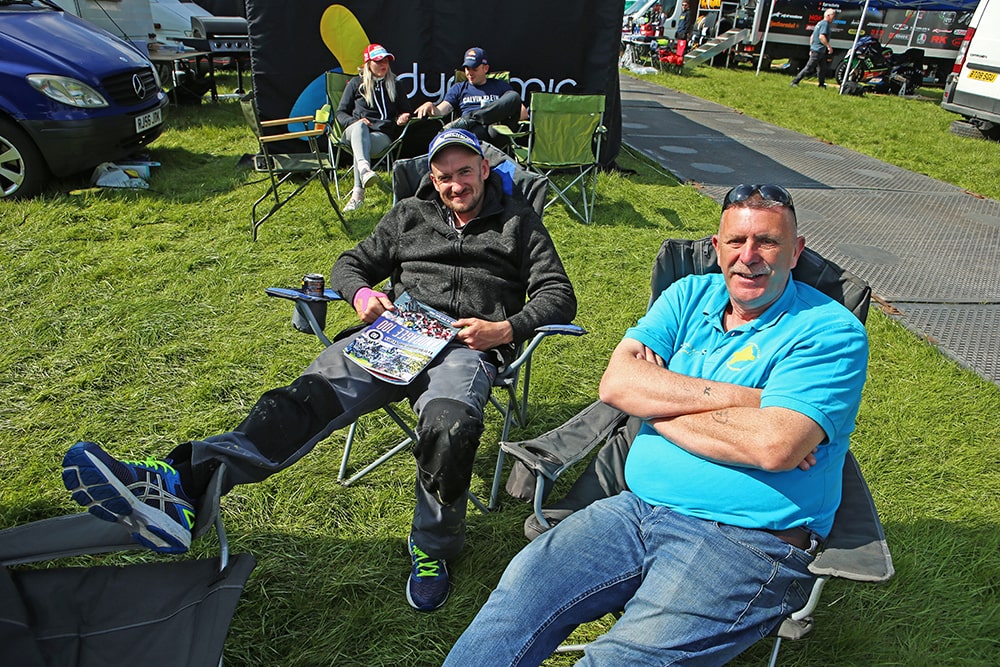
[754,0,980,90]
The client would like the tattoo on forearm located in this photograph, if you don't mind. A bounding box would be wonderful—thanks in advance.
[712,409,729,424]
[703,386,711,396]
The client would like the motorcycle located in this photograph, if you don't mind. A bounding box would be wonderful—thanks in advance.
[835,36,924,96]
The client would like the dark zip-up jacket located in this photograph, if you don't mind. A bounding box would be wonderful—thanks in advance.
[336,75,412,139]
[331,171,576,365]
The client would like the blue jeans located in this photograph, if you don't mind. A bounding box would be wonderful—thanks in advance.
[444,492,817,666]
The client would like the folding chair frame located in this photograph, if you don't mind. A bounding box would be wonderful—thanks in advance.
[264,287,584,511]
[241,94,346,241]
[0,465,254,667]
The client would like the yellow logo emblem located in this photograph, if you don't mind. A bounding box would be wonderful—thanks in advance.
[727,344,760,371]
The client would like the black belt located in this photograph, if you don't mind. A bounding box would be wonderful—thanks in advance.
[763,527,812,550]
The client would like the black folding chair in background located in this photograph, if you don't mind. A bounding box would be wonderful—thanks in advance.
[500,237,893,664]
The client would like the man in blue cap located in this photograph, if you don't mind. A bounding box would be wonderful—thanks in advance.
[61,128,575,613]
[415,47,527,142]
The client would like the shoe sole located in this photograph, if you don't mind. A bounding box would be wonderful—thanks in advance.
[362,170,391,194]
[62,445,191,554]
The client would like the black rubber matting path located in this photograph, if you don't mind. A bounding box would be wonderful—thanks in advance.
[620,74,1000,386]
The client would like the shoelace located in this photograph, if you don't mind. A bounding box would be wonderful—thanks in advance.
[122,457,176,475]
[412,545,441,578]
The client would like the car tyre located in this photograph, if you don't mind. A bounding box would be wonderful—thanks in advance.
[0,117,49,198]
[948,119,999,141]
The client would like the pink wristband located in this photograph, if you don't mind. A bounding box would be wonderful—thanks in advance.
[353,287,385,310]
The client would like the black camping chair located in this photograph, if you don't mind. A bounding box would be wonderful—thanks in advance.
[263,145,584,511]
[0,465,255,667]
[500,237,892,664]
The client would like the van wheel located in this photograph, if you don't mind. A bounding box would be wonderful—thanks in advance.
[949,119,999,141]
[0,118,49,198]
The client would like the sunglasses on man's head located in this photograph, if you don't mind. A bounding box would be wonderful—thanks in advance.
[722,184,795,214]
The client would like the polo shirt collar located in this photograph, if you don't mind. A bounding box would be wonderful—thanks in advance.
[704,275,797,332]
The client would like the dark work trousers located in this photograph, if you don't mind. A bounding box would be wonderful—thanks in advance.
[791,49,829,86]
[181,336,497,560]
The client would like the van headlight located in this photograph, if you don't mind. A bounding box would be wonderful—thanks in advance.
[27,75,108,108]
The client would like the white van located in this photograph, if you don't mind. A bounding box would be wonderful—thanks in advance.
[942,0,1000,140]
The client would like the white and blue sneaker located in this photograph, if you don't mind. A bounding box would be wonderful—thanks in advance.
[62,441,195,554]
[406,535,450,611]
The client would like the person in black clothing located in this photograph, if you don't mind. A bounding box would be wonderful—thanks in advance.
[336,43,412,211]
[61,128,576,614]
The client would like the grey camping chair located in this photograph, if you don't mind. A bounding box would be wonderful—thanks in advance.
[500,236,892,664]
[264,146,584,512]
[0,464,255,667]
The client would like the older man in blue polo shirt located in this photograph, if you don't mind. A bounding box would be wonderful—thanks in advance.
[443,184,869,666]
[414,47,527,141]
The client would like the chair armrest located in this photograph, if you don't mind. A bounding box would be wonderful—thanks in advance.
[266,287,345,347]
[260,128,326,143]
[500,399,627,483]
[265,287,343,303]
[501,323,587,376]
[809,452,894,582]
[491,121,530,139]
[260,115,317,127]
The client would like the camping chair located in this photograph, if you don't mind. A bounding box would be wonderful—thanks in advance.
[263,148,584,512]
[324,71,440,201]
[240,92,346,241]
[500,237,892,663]
[0,464,255,667]
[497,92,606,224]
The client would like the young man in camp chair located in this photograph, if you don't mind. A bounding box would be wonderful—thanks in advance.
[414,47,528,144]
[61,128,576,613]
[443,184,869,665]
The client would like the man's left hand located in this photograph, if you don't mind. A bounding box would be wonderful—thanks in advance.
[453,318,513,351]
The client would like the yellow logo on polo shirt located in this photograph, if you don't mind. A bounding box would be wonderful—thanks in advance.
[727,344,760,371]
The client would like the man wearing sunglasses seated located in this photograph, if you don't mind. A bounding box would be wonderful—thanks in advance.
[413,47,527,143]
[443,184,869,666]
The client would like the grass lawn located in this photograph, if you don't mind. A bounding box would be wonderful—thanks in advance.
[1,70,998,666]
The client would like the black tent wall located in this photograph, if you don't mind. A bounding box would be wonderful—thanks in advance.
[243,0,624,163]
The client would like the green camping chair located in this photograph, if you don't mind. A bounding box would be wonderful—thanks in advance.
[324,71,439,201]
[500,92,606,224]
[240,92,345,241]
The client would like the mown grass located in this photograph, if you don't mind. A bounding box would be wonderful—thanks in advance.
[1,71,998,666]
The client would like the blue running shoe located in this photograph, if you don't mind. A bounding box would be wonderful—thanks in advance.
[62,441,195,554]
[406,535,450,611]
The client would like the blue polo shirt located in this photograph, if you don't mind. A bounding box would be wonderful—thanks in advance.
[623,273,868,537]
[444,78,514,117]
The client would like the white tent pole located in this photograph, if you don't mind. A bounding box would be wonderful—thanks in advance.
[755,0,778,76]
[839,0,871,94]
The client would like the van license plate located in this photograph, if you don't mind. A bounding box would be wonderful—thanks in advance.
[968,70,998,83]
[135,108,162,133]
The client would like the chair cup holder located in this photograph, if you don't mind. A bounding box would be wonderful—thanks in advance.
[292,301,327,333]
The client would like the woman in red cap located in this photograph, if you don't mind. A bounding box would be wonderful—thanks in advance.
[336,43,412,210]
